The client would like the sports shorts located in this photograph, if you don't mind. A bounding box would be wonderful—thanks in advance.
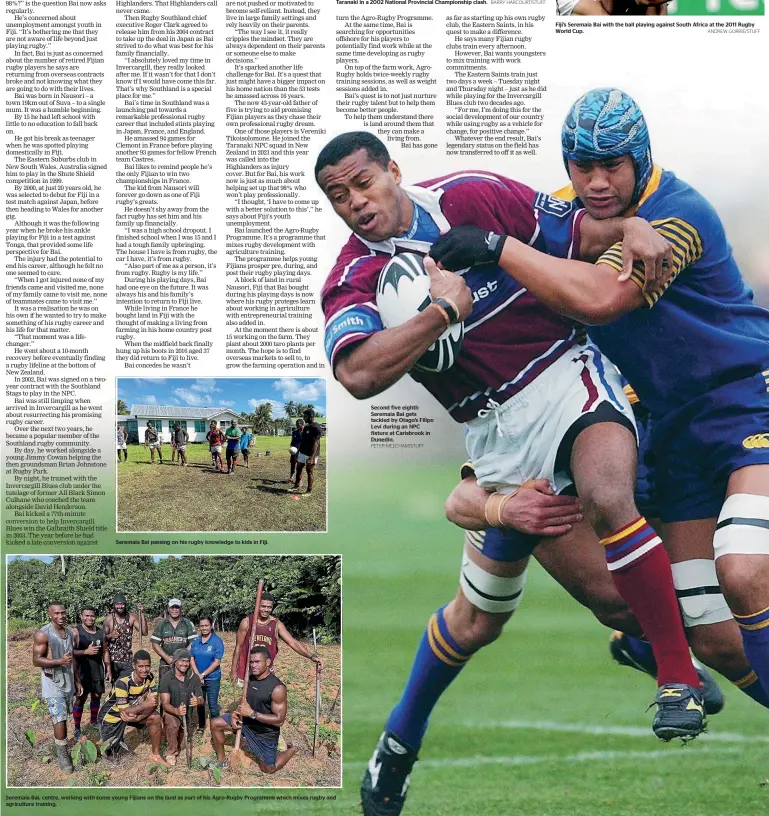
[176,444,186,452]
[221,714,278,765]
[210,445,222,454]
[148,441,162,449]
[652,371,769,522]
[632,403,658,520]
[117,443,127,451]
[45,695,74,724]
[297,452,318,465]
[465,344,636,495]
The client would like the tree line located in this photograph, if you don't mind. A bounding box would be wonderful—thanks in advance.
[7,555,341,639]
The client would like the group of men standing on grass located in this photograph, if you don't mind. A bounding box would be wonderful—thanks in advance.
[119,408,322,492]
[31,592,323,775]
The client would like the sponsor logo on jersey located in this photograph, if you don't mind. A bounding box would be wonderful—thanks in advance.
[534,192,573,218]
[472,279,499,304]
[742,433,769,449]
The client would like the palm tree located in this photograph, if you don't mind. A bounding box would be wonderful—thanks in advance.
[117,399,130,415]
[284,401,296,418]
[252,403,273,435]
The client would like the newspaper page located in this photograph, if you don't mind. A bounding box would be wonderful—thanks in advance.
[3,0,768,813]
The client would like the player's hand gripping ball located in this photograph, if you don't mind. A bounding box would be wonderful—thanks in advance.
[376,253,464,373]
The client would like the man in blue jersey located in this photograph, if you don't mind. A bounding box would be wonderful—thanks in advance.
[431,88,769,707]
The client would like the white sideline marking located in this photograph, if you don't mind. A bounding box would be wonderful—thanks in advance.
[346,746,744,772]
[465,719,769,744]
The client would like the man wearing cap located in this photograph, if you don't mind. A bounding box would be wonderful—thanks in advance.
[104,594,147,684]
[230,592,323,687]
[151,600,197,680]
[158,649,203,766]
[211,646,297,773]
[292,409,322,494]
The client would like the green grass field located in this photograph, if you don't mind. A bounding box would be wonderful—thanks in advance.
[11,464,768,815]
[333,465,769,816]
[116,437,326,532]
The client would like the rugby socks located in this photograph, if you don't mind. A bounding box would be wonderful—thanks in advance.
[732,667,769,708]
[734,606,769,699]
[385,605,474,750]
[602,518,699,688]
[72,701,84,731]
[90,695,101,723]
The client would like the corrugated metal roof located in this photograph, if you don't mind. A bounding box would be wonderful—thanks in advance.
[130,405,241,419]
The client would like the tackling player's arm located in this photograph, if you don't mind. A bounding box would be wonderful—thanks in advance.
[446,475,583,537]
[334,258,472,400]
[430,216,686,325]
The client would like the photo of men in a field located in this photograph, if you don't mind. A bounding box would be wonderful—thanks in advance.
[6,555,341,789]
[116,378,327,532]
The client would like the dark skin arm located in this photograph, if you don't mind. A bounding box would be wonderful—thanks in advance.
[152,640,174,666]
[131,606,147,636]
[236,684,288,728]
[430,216,672,321]
[33,631,82,695]
[334,258,473,400]
[230,616,250,683]
[72,627,99,658]
[277,621,324,673]
[33,631,71,670]
[495,237,646,325]
[120,693,157,722]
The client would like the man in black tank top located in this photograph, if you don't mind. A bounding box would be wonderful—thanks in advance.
[72,605,105,740]
[210,646,298,773]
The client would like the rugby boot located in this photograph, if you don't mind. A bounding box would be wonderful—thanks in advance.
[610,631,725,715]
[56,743,74,774]
[652,683,706,742]
[361,730,418,816]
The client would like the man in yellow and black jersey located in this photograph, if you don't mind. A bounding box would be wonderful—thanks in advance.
[96,650,167,766]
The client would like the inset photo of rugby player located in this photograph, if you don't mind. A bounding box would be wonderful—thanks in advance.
[6,554,341,789]
[556,0,762,14]
[116,377,327,532]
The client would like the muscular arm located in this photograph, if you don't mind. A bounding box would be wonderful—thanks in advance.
[277,621,318,664]
[240,685,288,728]
[230,617,249,680]
[33,631,68,669]
[445,477,583,537]
[496,237,645,325]
[334,306,457,400]
[121,693,157,721]
[132,611,148,637]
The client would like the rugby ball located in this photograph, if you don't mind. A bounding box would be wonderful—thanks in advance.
[289,446,298,455]
[376,253,464,373]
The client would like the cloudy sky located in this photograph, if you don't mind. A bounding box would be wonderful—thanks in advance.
[117,377,326,418]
